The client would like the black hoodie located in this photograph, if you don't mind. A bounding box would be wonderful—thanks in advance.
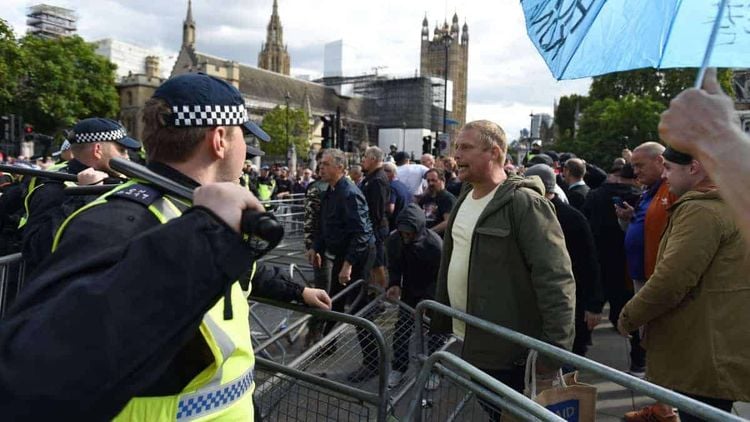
[386,203,443,301]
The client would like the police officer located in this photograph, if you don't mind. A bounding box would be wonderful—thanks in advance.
[21,118,141,276]
[1,73,331,421]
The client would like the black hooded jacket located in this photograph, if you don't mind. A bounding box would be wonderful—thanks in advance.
[386,203,443,300]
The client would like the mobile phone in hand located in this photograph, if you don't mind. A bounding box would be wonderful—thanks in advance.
[612,196,625,208]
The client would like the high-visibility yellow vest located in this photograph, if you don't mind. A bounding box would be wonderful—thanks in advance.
[52,180,256,422]
[257,179,275,202]
[18,162,70,229]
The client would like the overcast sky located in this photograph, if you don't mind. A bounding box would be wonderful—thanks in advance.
[5,0,592,140]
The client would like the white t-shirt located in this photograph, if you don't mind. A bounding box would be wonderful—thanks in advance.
[447,184,501,339]
[396,163,428,196]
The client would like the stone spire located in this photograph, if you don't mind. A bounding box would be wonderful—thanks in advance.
[258,0,290,75]
[421,14,429,40]
[182,0,196,48]
[451,12,459,36]
[461,20,469,44]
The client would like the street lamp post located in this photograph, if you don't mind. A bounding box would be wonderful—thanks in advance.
[528,111,535,158]
[441,32,453,143]
[401,121,406,152]
[284,91,296,178]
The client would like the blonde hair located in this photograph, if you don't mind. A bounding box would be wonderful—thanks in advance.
[460,120,508,162]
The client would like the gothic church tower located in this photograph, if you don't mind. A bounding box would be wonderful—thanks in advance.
[258,0,291,75]
[420,13,469,141]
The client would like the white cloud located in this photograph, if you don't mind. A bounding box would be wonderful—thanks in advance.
[4,0,592,140]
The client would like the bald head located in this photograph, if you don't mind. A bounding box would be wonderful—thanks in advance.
[631,141,666,187]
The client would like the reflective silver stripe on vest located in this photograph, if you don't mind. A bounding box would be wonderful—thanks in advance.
[175,367,254,421]
[201,314,236,387]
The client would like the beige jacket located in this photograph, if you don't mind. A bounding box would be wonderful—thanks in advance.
[620,190,750,401]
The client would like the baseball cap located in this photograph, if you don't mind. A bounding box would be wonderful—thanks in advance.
[153,72,270,143]
[70,118,141,150]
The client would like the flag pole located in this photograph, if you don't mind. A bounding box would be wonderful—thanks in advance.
[694,0,729,88]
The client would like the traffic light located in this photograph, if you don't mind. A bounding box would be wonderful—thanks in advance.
[339,127,351,152]
[24,125,34,142]
[433,137,440,156]
[320,116,332,149]
[422,135,432,154]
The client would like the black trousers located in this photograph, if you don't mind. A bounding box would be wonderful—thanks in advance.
[676,391,734,422]
[391,292,441,373]
[572,306,591,357]
[477,365,526,422]
[326,247,378,369]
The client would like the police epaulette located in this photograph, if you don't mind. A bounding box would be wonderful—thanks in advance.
[112,183,162,206]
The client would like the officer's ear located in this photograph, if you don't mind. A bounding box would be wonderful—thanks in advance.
[207,126,228,160]
[92,143,104,160]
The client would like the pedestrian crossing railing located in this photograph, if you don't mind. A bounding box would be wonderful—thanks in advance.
[0,253,24,318]
[409,300,746,422]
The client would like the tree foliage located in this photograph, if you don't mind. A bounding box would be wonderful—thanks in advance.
[589,68,734,106]
[554,67,735,166]
[0,19,22,114]
[0,26,119,135]
[572,95,665,166]
[15,35,119,134]
[260,106,310,157]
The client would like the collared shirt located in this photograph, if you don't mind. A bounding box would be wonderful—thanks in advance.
[568,180,586,189]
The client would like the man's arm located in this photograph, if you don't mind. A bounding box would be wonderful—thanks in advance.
[619,204,722,333]
[344,192,373,265]
[515,193,576,351]
[0,207,256,420]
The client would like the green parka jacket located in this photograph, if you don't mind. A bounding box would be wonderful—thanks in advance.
[431,175,576,370]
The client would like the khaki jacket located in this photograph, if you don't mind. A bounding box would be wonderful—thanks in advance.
[620,190,750,401]
[432,175,576,370]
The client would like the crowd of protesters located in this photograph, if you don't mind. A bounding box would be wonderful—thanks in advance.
[1,68,749,421]
[292,72,750,420]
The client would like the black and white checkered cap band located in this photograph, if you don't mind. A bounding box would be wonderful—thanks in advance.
[74,128,127,143]
[171,104,248,127]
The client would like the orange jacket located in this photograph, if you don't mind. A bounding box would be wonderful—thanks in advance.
[643,181,678,278]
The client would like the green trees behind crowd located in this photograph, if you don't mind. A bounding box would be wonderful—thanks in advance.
[0,18,119,138]
[553,68,734,166]
[260,105,310,158]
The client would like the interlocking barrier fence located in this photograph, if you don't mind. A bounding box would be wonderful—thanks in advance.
[252,279,391,422]
[407,300,747,422]
[0,253,24,318]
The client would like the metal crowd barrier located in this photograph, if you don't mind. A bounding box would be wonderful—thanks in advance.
[410,300,746,422]
[251,280,391,422]
[0,253,25,318]
[409,351,564,421]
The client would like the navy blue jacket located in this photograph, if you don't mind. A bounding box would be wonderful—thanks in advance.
[314,176,374,264]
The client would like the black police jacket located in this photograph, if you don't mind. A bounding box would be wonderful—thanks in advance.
[0,162,303,420]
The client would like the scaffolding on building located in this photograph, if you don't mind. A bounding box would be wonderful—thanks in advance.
[27,4,77,39]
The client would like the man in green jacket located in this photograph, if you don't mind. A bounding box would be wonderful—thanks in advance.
[431,120,576,414]
[619,147,750,422]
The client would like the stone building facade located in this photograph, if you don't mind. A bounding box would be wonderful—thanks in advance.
[117,56,163,140]
[420,13,469,143]
[258,0,291,76]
